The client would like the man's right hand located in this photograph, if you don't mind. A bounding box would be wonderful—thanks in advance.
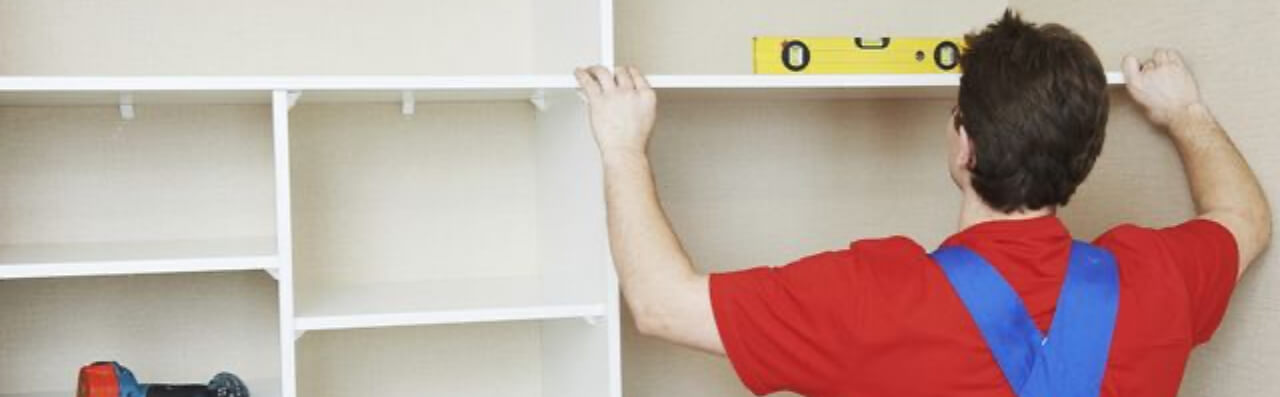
[574,65,658,157]
[1122,49,1205,129]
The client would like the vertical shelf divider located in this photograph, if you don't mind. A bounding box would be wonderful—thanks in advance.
[599,2,623,395]
[272,89,298,397]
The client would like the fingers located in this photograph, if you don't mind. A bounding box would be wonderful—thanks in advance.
[1164,49,1185,66]
[587,65,616,92]
[628,66,653,92]
[576,65,653,97]
[1142,59,1156,71]
[1126,48,1187,79]
[1154,48,1172,65]
[574,67,602,100]
[1122,55,1142,79]
[615,70,635,90]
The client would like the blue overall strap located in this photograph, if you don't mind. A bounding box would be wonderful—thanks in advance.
[1037,242,1120,397]
[930,247,1045,393]
[930,241,1119,397]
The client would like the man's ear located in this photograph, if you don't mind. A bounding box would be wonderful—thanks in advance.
[956,125,976,170]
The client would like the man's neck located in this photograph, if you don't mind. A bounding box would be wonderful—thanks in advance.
[958,191,1056,230]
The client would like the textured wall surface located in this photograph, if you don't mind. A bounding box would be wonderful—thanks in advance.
[0,0,605,75]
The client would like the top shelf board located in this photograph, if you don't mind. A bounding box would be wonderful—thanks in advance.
[0,73,1125,105]
[650,72,1126,100]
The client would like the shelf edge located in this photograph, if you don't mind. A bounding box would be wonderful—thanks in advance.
[294,303,607,331]
[0,72,1124,92]
[0,255,279,280]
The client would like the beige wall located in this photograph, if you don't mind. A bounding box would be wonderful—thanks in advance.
[617,0,1006,74]
[1012,1,1280,395]
[0,0,603,75]
[628,1,1279,396]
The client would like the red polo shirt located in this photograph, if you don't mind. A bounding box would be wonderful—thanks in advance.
[710,216,1238,396]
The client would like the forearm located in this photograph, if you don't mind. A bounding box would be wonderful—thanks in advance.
[602,149,698,294]
[575,65,722,352]
[601,150,719,350]
[1168,104,1272,273]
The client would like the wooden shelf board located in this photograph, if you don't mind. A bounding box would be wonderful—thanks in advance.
[0,238,278,279]
[295,275,606,331]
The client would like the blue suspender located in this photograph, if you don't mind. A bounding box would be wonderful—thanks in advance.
[931,241,1119,397]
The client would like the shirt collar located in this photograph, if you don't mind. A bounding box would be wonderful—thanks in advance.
[941,215,1068,248]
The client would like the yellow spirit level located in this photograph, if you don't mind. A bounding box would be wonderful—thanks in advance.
[754,36,964,74]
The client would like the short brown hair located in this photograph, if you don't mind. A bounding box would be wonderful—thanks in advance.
[957,10,1109,212]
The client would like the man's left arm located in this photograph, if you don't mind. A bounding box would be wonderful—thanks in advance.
[574,65,725,354]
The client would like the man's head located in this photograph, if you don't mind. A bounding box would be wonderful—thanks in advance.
[948,10,1110,213]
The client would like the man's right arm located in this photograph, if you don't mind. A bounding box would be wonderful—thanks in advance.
[1123,49,1272,278]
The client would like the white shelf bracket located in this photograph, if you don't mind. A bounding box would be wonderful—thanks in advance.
[118,93,135,121]
[286,90,302,111]
[401,90,416,116]
[264,268,279,280]
[294,329,307,341]
[530,89,548,112]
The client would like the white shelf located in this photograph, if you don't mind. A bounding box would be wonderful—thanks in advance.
[650,72,1126,100]
[294,275,606,331]
[0,238,277,279]
[0,72,1126,105]
[0,75,579,106]
[0,75,578,91]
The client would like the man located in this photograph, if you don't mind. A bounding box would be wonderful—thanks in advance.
[573,11,1270,397]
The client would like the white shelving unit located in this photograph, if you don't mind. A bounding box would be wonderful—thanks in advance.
[0,1,1126,396]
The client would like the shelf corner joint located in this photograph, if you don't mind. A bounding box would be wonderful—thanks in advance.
[530,89,548,112]
[401,90,416,116]
[286,90,302,111]
[118,92,135,121]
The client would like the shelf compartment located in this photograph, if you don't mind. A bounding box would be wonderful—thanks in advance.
[295,275,605,331]
[0,102,278,278]
[289,93,609,330]
[1,379,281,397]
[0,0,605,75]
[0,273,281,396]
[298,318,610,397]
[0,237,277,279]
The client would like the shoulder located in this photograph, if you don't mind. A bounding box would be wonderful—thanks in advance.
[848,235,931,262]
[788,236,936,287]
[737,236,932,285]
[1093,219,1235,263]
[1094,223,1160,247]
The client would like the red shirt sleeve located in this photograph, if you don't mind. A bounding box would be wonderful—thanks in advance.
[1097,219,1239,344]
[709,250,857,396]
[716,249,855,394]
